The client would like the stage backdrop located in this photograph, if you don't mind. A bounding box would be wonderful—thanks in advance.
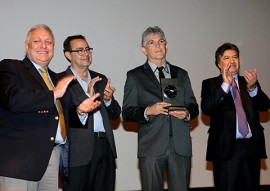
[1,0,269,190]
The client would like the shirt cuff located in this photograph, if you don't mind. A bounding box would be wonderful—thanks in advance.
[222,82,230,94]
[144,107,150,121]
[248,86,258,97]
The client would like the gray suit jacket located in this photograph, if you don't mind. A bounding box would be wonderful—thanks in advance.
[64,67,121,167]
[122,62,199,158]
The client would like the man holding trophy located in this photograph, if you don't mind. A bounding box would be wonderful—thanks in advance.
[122,26,199,191]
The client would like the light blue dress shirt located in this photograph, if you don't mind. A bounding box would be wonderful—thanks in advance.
[70,67,109,132]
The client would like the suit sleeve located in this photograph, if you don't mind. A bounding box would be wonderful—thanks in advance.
[106,97,121,120]
[122,71,147,123]
[250,82,270,112]
[182,72,199,120]
[201,79,229,116]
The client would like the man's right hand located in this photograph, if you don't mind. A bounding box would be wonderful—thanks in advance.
[221,63,233,85]
[77,93,101,114]
[145,102,171,116]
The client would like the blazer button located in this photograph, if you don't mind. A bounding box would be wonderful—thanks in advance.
[55,116,59,120]
[50,137,54,141]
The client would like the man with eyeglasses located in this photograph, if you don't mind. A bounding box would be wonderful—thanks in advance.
[122,26,199,191]
[61,35,121,191]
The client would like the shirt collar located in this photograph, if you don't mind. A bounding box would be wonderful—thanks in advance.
[70,66,91,83]
[148,61,169,74]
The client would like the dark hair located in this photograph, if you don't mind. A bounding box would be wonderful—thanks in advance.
[215,43,239,68]
[63,35,87,62]
[63,35,87,52]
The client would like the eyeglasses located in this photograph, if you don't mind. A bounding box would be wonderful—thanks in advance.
[146,39,166,47]
[68,47,93,56]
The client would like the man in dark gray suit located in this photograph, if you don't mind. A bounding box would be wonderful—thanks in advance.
[122,26,199,191]
[61,35,121,191]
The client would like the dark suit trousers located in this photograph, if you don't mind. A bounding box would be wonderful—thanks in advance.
[213,140,260,191]
[139,138,191,191]
[63,137,116,191]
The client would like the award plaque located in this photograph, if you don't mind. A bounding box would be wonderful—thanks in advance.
[161,78,186,111]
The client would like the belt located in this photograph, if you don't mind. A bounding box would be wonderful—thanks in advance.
[94,132,107,139]
[235,138,253,144]
[54,143,61,147]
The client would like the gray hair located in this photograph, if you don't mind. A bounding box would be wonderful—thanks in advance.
[141,26,166,47]
[25,24,54,44]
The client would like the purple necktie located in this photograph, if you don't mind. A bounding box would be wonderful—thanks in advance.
[231,79,249,137]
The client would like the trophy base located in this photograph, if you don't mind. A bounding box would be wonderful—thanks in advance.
[164,106,186,111]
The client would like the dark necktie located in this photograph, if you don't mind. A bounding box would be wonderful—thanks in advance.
[231,79,249,137]
[157,67,165,82]
[157,66,172,136]
[39,67,67,140]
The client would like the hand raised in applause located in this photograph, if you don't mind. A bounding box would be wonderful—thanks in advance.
[54,75,76,99]
[103,78,116,103]
[221,63,233,85]
[244,68,257,91]
[87,76,102,96]
[76,76,103,115]
[77,93,101,115]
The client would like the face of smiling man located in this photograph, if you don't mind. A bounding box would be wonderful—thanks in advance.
[25,28,55,67]
[65,39,93,71]
[218,49,240,76]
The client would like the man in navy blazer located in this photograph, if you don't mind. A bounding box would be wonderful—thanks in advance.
[0,24,75,190]
[122,26,198,191]
[201,43,270,191]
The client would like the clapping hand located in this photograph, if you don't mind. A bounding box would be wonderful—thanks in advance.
[103,78,116,103]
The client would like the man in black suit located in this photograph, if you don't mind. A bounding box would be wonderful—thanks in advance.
[201,43,270,191]
[122,26,199,191]
[0,24,76,191]
[62,35,121,191]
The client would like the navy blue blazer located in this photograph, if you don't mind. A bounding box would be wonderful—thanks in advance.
[0,56,70,181]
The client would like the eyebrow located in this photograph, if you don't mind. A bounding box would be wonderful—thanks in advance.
[74,46,90,50]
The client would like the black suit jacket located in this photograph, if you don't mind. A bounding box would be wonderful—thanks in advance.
[0,56,69,181]
[122,62,199,158]
[201,75,269,161]
[63,66,120,167]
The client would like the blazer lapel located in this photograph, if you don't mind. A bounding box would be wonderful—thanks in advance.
[23,56,47,89]
[167,62,177,79]
[143,62,161,89]
[65,66,88,105]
